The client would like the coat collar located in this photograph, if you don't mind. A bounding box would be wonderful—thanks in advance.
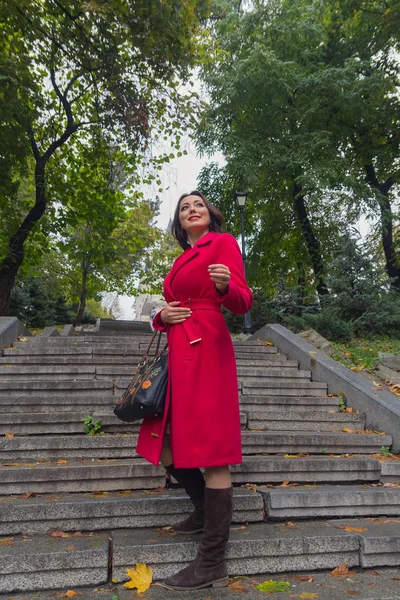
[165,232,219,299]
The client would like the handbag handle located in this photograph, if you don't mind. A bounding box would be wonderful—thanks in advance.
[141,331,168,363]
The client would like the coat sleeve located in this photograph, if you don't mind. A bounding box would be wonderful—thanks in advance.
[213,233,253,314]
[152,309,168,332]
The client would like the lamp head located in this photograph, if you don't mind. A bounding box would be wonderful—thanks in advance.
[235,191,248,208]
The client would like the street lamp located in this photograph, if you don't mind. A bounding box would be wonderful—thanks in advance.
[235,191,252,334]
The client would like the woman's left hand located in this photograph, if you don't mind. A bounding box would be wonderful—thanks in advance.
[208,263,231,293]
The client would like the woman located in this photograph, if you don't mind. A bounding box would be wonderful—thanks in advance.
[136,191,253,590]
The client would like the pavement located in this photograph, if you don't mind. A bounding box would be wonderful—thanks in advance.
[0,567,399,600]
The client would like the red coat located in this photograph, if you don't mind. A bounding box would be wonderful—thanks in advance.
[136,232,253,469]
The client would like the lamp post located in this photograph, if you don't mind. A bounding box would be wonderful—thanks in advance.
[235,191,252,334]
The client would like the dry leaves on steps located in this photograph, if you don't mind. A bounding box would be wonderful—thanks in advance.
[124,563,153,593]
[336,525,368,532]
[330,563,356,577]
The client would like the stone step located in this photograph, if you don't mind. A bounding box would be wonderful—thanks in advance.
[242,381,328,395]
[0,458,166,494]
[3,346,94,356]
[0,532,109,593]
[247,409,366,431]
[236,366,311,378]
[0,413,92,434]
[240,394,339,409]
[326,518,400,567]
[0,488,263,536]
[112,520,361,582]
[231,455,381,484]
[0,392,338,413]
[0,355,295,368]
[0,455,381,495]
[2,519,399,594]
[0,394,115,413]
[0,380,113,396]
[262,484,400,519]
[0,365,96,381]
[241,431,392,454]
[1,429,391,460]
[0,410,246,435]
[235,347,278,355]
[380,460,400,483]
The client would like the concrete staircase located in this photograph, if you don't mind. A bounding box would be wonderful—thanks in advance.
[0,326,399,593]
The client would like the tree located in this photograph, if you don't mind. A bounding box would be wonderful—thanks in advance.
[197,0,400,295]
[0,0,209,314]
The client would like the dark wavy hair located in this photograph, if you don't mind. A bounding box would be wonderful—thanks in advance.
[171,191,224,250]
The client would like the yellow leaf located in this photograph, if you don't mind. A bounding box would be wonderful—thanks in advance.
[57,460,67,464]
[284,454,298,458]
[338,525,368,533]
[330,563,355,577]
[124,563,153,593]
[5,432,14,438]
[299,594,319,599]
[59,591,78,598]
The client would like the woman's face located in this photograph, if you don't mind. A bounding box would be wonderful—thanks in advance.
[179,194,211,235]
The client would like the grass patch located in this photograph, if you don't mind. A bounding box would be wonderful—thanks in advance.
[331,337,400,373]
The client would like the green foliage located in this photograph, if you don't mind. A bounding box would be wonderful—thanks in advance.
[197,0,400,295]
[338,398,346,413]
[283,310,354,342]
[82,417,104,436]
[9,276,74,328]
[332,337,400,373]
[380,445,393,457]
[0,0,210,313]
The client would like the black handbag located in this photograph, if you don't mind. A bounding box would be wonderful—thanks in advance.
[113,331,168,422]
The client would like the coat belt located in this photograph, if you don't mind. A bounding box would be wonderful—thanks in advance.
[178,299,221,345]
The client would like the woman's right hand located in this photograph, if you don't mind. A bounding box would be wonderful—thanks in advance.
[160,301,192,324]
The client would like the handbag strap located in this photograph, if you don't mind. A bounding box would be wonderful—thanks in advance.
[141,331,168,364]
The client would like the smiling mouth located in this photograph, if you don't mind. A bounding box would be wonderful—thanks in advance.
[188,216,201,221]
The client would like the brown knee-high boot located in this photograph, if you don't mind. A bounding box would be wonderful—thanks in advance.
[165,464,205,534]
[163,487,233,590]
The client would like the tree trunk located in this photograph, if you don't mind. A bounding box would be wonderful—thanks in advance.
[293,181,329,297]
[74,268,88,326]
[365,165,400,289]
[0,160,47,315]
[296,261,306,312]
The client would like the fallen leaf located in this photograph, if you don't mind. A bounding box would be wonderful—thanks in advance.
[59,591,78,598]
[281,480,291,487]
[369,582,377,588]
[123,564,153,593]
[369,571,380,576]
[21,491,36,499]
[284,454,298,458]
[299,594,319,599]
[337,525,368,533]
[57,460,68,464]
[294,576,315,583]
[5,432,14,438]
[0,537,14,545]
[330,563,355,577]
[228,579,248,592]
[345,590,360,596]
[257,580,291,592]
[285,521,299,527]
